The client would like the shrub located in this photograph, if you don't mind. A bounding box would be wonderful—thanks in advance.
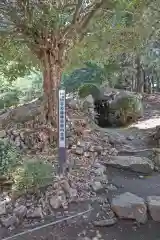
[0,90,20,109]
[0,140,21,176]
[12,159,54,192]
[78,83,101,99]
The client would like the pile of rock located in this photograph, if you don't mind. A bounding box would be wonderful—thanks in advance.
[0,96,115,160]
[0,160,110,230]
[0,96,115,230]
[0,178,77,230]
[0,96,97,152]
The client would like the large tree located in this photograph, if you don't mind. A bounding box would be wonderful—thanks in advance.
[0,1,109,126]
[0,0,147,137]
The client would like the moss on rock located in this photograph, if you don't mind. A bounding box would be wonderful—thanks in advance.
[109,93,143,126]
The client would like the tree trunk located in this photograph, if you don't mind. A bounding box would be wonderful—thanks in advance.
[135,55,143,93]
[149,75,154,94]
[156,72,160,92]
[143,69,148,93]
[132,74,136,92]
[131,75,134,91]
[41,50,63,142]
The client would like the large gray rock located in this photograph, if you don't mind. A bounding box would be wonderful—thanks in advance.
[147,196,160,221]
[111,192,147,223]
[105,155,154,173]
[100,88,143,126]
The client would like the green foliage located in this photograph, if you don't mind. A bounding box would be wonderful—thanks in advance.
[62,61,120,93]
[0,71,42,110]
[78,83,100,99]
[0,140,21,176]
[118,95,142,114]
[0,0,158,104]
[62,62,103,92]
[110,94,143,125]
[0,138,54,192]
[17,71,43,103]
[0,90,20,109]
[12,159,53,192]
[0,39,39,82]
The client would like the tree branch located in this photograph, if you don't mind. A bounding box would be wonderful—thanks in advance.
[79,0,106,32]
[62,0,106,41]
[72,0,83,24]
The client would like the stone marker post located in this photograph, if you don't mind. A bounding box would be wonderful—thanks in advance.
[58,89,66,175]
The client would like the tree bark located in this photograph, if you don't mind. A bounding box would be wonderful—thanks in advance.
[149,75,153,94]
[40,49,63,143]
[131,75,134,91]
[43,52,61,123]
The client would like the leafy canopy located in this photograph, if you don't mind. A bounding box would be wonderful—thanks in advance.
[0,1,146,54]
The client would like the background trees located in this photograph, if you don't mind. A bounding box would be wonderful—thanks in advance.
[0,0,148,128]
[0,0,159,118]
[0,0,109,127]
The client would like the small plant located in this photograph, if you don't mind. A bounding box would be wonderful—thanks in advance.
[78,83,101,99]
[12,159,54,192]
[0,140,21,176]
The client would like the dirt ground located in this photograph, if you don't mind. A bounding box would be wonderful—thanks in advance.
[2,194,160,240]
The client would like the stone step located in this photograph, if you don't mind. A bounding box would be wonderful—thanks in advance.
[111,192,160,223]
[103,155,154,174]
[118,149,154,158]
